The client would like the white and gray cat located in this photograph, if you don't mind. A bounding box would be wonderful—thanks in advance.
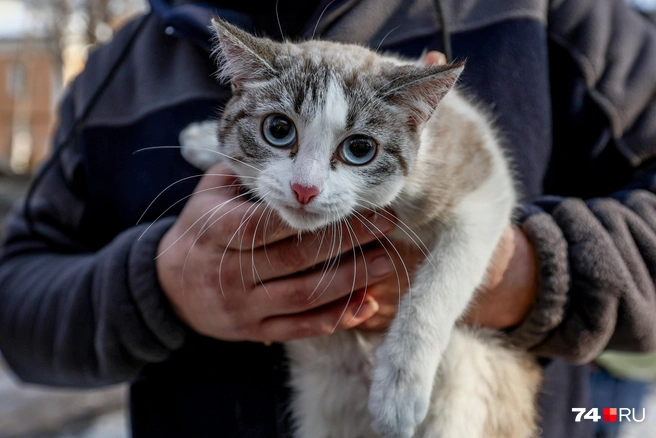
[181,19,541,438]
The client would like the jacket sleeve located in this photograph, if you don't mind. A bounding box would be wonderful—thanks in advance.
[508,0,656,363]
[0,88,187,387]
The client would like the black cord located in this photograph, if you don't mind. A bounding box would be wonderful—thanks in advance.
[23,13,152,231]
[432,0,453,62]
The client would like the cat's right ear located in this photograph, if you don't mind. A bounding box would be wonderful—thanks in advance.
[381,62,465,126]
[211,18,279,89]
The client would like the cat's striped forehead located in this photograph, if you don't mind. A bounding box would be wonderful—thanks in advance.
[217,40,419,181]
[239,45,402,133]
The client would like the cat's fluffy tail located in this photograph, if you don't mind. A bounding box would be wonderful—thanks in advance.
[417,328,542,438]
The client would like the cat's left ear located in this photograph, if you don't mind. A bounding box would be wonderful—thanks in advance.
[382,61,465,126]
[211,18,279,88]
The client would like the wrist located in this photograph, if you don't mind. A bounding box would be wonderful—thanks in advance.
[464,226,539,329]
[499,227,539,328]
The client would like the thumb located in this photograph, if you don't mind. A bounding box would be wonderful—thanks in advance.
[195,162,241,192]
[421,51,447,66]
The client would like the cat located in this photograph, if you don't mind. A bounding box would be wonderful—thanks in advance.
[181,18,542,438]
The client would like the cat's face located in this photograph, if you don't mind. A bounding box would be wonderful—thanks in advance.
[212,20,462,231]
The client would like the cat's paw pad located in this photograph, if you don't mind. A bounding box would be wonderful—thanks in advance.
[368,361,431,438]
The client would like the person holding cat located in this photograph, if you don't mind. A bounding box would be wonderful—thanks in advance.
[0,1,655,437]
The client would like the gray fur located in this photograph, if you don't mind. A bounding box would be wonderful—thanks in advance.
[203,19,540,438]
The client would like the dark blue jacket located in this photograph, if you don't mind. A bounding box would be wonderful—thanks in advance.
[2,1,656,436]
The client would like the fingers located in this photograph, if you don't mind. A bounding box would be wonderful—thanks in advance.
[421,50,447,66]
[188,163,298,247]
[354,282,401,332]
[258,289,380,342]
[248,213,396,281]
[252,247,396,314]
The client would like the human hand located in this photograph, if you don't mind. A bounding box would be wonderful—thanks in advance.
[156,163,398,342]
[421,50,447,66]
[463,226,539,329]
[355,211,425,332]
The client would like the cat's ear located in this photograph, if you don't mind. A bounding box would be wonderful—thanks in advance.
[211,18,279,88]
[382,61,465,126]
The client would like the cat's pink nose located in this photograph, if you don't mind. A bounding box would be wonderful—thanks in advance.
[291,183,320,205]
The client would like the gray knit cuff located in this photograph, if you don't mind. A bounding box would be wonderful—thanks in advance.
[506,207,570,350]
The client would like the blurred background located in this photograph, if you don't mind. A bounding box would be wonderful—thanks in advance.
[0,1,654,437]
[0,2,146,437]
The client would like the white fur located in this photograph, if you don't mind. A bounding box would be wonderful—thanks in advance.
[291,78,349,191]
[183,24,540,438]
[286,92,537,438]
[179,120,221,171]
[180,89,538,438]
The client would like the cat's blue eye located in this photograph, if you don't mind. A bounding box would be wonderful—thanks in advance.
[339,135,377,165]
[262,115,296,148]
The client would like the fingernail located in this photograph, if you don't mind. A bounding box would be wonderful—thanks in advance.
[368,255,394,277]
[356,298,379,319]
[369,214,395,235]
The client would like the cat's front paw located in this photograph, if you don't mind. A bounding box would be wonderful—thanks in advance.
[368,353,432,438]
[179,120,221,171]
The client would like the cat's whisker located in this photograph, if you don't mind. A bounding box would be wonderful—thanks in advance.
[236,201,265,293]
[134,146,263,173]
[217,200,266,298]
[181,202,226,293]
[375,26,399,53]
[343,219,369,326]
[196,186,249,237]
[316,226,328,256]
[311,0,336,40]
[195,187,256,243]
[307,220,342,304]
[271,214,287,238]
[181,189,255,292]
[180,194,259,295]
[136,174,252,226]
[307,223,341,301]
[250,196,274,299]
[307,231,326,293]
[155,190,252,259]
[308,225,324,250]
[331,218,359,332]
[351,211,405,292]
[357,200,436,271]
[310,224,331,273]
[250,200,270,286]
[139,182,243,241]
[308,221,344,301]
[351,209,409,309]
[275,0,285,40]
[263,206,276,269]
[321,223,337,267]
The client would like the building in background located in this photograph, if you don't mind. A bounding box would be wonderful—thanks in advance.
[0,1,58,174]
[0,0,146,175]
